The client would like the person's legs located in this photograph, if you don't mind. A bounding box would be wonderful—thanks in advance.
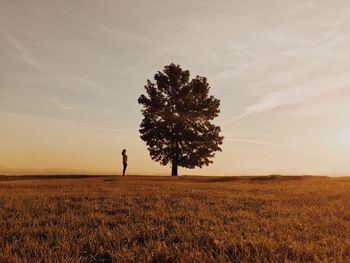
[123,163,127,176]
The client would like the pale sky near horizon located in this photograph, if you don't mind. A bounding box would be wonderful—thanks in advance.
[1,0,350,176]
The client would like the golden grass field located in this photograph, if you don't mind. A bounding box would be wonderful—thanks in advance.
[1,175,350,262]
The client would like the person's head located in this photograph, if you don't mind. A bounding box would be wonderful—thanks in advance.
[122,149,126,155]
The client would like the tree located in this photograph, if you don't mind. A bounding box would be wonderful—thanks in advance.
[138,63,223,176]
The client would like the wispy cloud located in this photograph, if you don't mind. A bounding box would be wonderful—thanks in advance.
[0,26,44,72]
[219,1,350,125]
[224,76,349,125]
[225,137,289,147]
[0,111,138,137]
[64,77,135,107]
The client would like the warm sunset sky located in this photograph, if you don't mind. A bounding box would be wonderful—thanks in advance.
[1,0,350,176]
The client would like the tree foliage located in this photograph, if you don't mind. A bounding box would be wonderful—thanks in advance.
[138,63,223,176]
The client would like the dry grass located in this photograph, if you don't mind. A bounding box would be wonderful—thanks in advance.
[1,175,350,262]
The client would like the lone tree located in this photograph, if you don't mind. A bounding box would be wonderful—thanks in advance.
[138,63,223,176]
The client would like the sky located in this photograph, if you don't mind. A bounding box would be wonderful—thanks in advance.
[1,0,350,176]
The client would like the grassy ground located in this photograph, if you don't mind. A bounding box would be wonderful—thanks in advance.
[1,175,350,262]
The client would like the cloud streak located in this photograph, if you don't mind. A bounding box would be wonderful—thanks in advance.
[0,26,44,72]
[225,137,288,147]
[223,69,350,125]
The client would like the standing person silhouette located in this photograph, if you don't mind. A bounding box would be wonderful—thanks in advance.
[122,149,128,176]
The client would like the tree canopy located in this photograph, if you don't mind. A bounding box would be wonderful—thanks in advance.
[138,63,223,176]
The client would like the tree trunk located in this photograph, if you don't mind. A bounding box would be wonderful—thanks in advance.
[171,143,179,176]
[171,161,178,176]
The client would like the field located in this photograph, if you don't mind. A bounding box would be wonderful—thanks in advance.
[1,175,350,262]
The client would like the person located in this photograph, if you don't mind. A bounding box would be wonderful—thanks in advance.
[122,149,127,176]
